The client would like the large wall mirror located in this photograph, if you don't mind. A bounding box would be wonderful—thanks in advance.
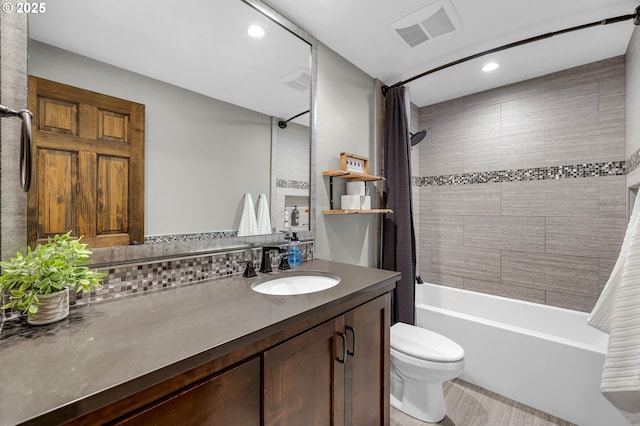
[25,0,317,264]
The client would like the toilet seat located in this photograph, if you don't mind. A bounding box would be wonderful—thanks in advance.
[391,322,464,362]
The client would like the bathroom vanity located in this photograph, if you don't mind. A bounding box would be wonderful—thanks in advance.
[0,259,398,425]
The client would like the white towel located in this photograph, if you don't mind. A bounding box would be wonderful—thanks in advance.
[237,193,258,237]
[588,191,640,424]
[256,194,272,235]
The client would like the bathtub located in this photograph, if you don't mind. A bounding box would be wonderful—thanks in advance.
[415,283,629,426]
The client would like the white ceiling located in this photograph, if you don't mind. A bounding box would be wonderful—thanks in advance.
[27,0,639,115]
[28,0,311,122]
[266,0,639,107]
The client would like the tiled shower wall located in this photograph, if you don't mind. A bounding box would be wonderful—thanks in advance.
[414,56,627,312]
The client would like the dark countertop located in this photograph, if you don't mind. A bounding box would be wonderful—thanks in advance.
[0,259,399,426]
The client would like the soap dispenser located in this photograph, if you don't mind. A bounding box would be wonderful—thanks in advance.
[291,206,299,227]
[288,232,302,266]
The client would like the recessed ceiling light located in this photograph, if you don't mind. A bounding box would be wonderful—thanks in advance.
[247,24,265,38]
[482,62,499,72]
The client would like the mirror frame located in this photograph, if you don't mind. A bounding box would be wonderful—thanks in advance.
[1,0,317,266]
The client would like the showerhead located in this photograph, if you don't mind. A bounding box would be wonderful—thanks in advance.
[410,130,427,146]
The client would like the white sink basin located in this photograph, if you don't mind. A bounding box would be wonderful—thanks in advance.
[251,272,341,295]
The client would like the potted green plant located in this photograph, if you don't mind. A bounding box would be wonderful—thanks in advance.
[0,231,106,325]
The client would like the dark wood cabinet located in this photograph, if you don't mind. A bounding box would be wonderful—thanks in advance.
[66,292,392,426]
[263,293,390,426]
[114,357,261,426]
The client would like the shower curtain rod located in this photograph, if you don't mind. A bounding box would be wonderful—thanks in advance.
[382,6,640,95]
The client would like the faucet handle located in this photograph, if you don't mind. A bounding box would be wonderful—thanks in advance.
[278,253,291,270]
[243,261,257,277]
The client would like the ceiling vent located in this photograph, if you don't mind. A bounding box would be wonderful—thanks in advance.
[390,0,462,48]
[280,68,310,92]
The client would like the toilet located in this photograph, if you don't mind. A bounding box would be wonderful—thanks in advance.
[390,322,465,423]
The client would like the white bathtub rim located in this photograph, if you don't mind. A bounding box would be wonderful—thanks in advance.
[417,304,606,355]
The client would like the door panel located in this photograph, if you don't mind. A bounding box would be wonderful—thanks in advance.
[263,317,345,426]
[28,76,144,248]
[345,294,391,426]
[35,148,78,237]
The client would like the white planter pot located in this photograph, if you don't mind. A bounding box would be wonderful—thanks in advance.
[28,288,70,326]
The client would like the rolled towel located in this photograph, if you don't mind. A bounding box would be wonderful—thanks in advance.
[256,194,272,235]
[237,193,258,237]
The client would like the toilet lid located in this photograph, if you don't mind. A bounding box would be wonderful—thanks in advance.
[391,322,464,362]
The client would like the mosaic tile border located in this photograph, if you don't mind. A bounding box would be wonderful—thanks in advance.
[145,231,237,245]
[413,161,626,187]
[628,149,640,174]
[1,241,314,321]
[276,179,310,190]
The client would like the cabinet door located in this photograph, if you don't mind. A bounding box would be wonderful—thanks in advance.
[344,293,391,426]
[263,317,346,426]
[114,357,261,426]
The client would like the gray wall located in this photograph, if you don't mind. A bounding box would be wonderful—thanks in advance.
[0,12,28,260]
[314,43,378,266]
[28,40,272,236]
[415,56,627,312]
[627,26,640,188]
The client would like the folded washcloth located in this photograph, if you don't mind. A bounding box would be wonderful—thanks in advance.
[237,193,258,237]
[588,191,640,424]
[256,194,272,235]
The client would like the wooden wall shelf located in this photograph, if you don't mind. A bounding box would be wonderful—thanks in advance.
[323,209,393,215]
[322,170,385,182]
[322,170,392,214]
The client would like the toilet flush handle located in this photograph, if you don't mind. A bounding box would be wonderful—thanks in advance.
[346,326,356,357]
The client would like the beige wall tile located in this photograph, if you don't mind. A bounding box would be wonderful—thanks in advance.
[462,76,546,108]
[543,82,600,131]
[419,137,463,176]
[545,291,598,313]
[422,272,464,288]
[599,176,626,218]
[463,278,546,304]
[500,92,547,136]
[599,76,625,121]
[544,118,625,165]
[546,217,625,258]
[417,241,432,273]
[464,131,544,172]
[502,251,599,296]
[599,257,616,293]
[432,244,501,283]
[501,178,599,217]
[463,215,545,252]
[422,184,501,216]
[420,215,463,245]
[546,56,624,90]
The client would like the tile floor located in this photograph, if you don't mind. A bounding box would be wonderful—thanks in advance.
[390,379,575,426]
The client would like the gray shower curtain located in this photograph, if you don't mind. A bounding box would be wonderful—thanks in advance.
[382,86,416,325]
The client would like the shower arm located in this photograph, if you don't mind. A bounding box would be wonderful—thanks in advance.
[278,110,310,129]
[0,104,33,192]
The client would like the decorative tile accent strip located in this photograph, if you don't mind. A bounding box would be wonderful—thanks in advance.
[1,241,314,321]
[145,231,237,245]
[414,162,626,187]
[628,149,640,174]
[276,179,310,190]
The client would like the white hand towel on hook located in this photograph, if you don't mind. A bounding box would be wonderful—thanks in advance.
[588,190,640,424]
[256,194,272,235]
[237,193,258,237]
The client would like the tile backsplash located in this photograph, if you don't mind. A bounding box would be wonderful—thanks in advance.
[2,241,313,321]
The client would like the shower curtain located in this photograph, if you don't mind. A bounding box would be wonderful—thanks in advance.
[382,86,416,325]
